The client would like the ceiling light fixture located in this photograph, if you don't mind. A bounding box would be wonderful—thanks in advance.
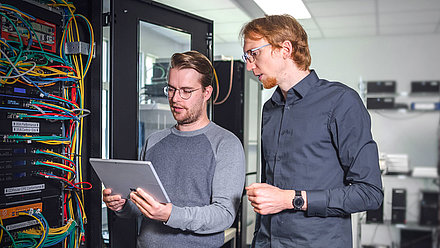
[253,0,311,19]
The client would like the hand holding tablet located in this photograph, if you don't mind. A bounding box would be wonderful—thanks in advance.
[90,158,170,203]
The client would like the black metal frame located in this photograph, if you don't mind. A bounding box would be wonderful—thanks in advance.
[109,0,213,246]
[73,1,104,247]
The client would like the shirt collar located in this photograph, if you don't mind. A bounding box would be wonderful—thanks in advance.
[271,70,319,105]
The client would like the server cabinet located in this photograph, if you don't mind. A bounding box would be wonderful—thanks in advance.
[213,60,262,247]
[0,0,103,247]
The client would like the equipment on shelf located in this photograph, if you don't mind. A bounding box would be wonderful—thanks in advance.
[419,191,438,226]
[367,81,396,94]
[411,81,440,93]
[391,188,406,224]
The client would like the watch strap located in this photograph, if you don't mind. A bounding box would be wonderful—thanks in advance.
[293,190,304,210]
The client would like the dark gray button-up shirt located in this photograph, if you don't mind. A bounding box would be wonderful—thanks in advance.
[253,70,383,248]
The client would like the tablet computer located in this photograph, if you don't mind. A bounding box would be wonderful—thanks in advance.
[89,158,170,203]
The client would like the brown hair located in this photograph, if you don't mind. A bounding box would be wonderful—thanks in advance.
[240,14,311,71]
[170,51,213,88]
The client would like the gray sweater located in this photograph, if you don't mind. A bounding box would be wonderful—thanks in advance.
[116,122,246,248]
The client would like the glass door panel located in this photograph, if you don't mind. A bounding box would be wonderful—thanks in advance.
[137,21,190,154]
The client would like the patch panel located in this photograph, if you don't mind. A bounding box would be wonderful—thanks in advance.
[0,11,57,53]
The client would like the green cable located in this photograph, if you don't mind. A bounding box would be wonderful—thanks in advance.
[0,12,23,47]
[35,150,75,164]
[15,239,37,248]
[7,135,67,141]
[0,223,18,248]
[35,161,73,173]
[17,114,74,121]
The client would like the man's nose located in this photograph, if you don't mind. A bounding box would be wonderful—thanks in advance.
[245,61,255,71]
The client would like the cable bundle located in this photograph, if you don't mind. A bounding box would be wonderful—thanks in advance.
[0,1,94,247]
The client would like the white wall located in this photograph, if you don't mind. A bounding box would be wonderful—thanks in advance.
[309,35,440,91]
[215,34,440,168]
[216,34,440,91]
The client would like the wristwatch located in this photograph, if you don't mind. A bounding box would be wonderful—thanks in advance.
[292,190,304,210]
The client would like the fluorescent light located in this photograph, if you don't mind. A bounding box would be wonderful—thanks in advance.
[253,0,311,19]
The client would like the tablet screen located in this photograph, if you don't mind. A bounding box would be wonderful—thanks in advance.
[90,158,170,203]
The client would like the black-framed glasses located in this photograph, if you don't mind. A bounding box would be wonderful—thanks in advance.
[163,85,202,100]
[241,43,271,63]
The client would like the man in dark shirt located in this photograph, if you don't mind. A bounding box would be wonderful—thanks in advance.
[240,15,383,247]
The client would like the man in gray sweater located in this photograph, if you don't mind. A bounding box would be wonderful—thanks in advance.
[103,51,246,248]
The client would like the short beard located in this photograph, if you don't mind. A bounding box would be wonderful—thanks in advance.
[262,77,277,89]
[174,103,204,125]
[176,110,201,125]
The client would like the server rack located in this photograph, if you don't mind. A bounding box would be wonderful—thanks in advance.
[0,0,102,247]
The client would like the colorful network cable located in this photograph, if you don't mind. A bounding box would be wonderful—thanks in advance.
[0,1,94,247]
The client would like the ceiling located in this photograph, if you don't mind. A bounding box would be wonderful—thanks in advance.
[155,0,440,43]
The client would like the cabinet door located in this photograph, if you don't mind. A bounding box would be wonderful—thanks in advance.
[109,0,213,246]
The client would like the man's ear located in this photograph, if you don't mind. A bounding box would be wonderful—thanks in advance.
[280,40,293,59]
[203,85,213,101]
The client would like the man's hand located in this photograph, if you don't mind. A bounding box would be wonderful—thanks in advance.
[103,188,126,212]
[130,188,172,222]
[246,183,295,215]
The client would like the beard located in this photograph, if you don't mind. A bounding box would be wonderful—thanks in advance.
[262,76,278,89]
[171,102,204,125]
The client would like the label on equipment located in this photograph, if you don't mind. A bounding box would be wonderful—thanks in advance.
[12,121,40,133]
[4,184,45,194]
[6,220,39,231]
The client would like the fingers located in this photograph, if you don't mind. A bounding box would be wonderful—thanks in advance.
[136,188,156,204]
[102,188,126,211]
[131,196,153,219]
[104,197,126,211]
[245,183,271,190]
[103,192,122,202]
[130,189,171,222]
[130,188,157,206]
[246,184,286,215]
[107,199,126,211]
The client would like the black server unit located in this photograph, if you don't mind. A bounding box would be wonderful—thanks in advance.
[366,97,395,109]
[419,191,439,226]
[411,81,440,93]
[212,60,246,143]
[367,81,396,93]
[400,229,432,248]
[391,188,406,224]
[0,2,64,246]
[212,60,250,248]
[366,202,384,223]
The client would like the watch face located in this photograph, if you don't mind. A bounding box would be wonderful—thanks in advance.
[294,197,304,209]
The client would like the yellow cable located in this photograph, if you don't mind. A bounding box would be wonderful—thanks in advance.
[23,219,74,235]
[33,101,74,113]
[60,4,94,246]
[0,6,35,19]
[38,140,71,145]
[0,40,17,56]
[64,2,87,207]
[75,191,87,226]
[18,212,46,248]
[0,78,19,84]
[41,150,74,166]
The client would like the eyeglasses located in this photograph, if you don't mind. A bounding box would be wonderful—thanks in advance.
[163,85,202,100]
[242,43,271,63]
